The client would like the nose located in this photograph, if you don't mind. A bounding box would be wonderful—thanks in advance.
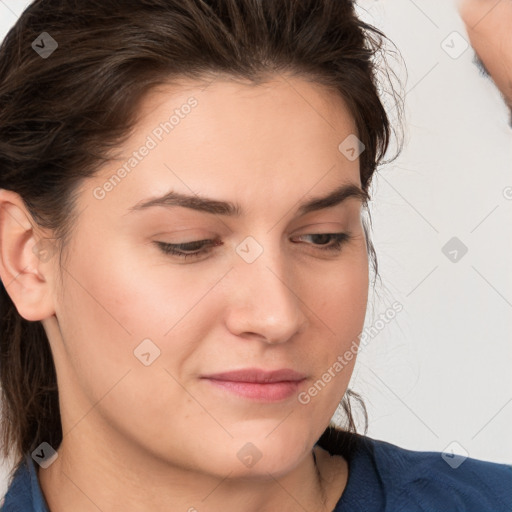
[224,239,309,344]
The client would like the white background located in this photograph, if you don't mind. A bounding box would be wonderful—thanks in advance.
[1,0,511,499]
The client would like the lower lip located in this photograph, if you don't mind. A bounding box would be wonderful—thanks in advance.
[203,379,304,401]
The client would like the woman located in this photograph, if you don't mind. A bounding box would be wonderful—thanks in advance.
[0,1,510,510]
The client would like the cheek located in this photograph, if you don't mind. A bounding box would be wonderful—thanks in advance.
[55,246,212,454]
[293,244,368,410]
[309,244,369,338]
[54,239,192,404]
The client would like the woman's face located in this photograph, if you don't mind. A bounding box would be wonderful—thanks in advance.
[458,0,512,112]
[43,75,369,478]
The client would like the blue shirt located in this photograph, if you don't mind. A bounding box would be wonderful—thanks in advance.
[1,433,511,511]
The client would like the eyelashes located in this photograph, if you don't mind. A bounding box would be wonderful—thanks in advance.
[155,232,352,261]
[473,52,491,78]
[156,238,222,260]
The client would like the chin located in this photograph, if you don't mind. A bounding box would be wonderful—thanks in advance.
[227,452,305,480]
[222,428,311,478]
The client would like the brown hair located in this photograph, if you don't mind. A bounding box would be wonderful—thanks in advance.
[0,0,403,473]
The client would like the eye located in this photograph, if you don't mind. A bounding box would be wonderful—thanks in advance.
[155,238,221,260]
[154,232,352,261]
[291,232,352,252]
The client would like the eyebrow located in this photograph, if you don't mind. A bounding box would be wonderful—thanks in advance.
[127,182,369,217]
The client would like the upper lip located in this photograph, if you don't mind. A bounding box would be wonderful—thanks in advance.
[201,368,307,383]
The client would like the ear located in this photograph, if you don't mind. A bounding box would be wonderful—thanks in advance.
[0,188,57,321]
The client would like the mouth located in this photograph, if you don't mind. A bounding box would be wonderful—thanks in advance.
[200,368,307,401]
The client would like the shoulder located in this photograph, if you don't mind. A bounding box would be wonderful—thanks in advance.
[0,457,32,511]
[321,430,512,512]
[0,454,48,512]
[353,434,512,511]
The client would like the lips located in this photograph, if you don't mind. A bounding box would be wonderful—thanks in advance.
[201,368,307,383]
[201,368,307,401]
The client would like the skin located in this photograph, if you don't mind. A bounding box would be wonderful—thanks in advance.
[0,74,369,511]
[458,0,512,114]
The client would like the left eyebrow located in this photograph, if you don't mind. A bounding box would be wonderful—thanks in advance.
[126,182,369,217]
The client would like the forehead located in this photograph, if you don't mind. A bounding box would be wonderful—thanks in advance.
[135,74,358,141]
[78,74,362,221]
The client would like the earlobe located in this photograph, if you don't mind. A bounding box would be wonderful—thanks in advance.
[0,188,56,322]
